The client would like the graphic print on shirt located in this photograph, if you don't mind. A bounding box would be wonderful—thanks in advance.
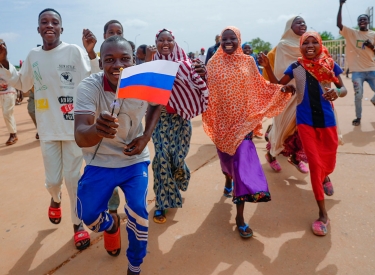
[33,61,49,112]
[58,64,76,90]
[58,96,74,120]
[57,64,77,120]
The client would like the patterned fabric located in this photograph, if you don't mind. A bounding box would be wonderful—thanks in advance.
[266,131,308,163]
[203,26,291,156]
[153,29,209,120]
[152,108,192,210]
[298,31,339,84]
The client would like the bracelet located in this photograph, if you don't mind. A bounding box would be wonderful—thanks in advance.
[336,88,341,97]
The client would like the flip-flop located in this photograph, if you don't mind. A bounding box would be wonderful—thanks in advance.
[323,177,334,196]
[238,223,253,238]
[223,182,234,198]
[153,210,167,224]
[104,214,121,257]
[312,219,330,236]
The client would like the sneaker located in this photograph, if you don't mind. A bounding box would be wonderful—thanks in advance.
[265,153,281,172]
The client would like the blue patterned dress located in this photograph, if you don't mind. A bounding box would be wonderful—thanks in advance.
[152,108,192,210]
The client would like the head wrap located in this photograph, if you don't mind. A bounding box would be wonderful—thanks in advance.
[153,29,208,120]
[202,26,291,155]
[298,31,339,84]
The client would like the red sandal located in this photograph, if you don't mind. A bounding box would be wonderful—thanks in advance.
[48,207,62,224]
[74,230,91,251]
[104,214,121,257]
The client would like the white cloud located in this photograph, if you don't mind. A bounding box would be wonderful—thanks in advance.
[123,19,148,29]
[0,32,20,42]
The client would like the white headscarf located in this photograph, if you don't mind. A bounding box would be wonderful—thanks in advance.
[274,16,302,78]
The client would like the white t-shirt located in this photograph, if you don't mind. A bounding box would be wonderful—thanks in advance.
[0,75,16,95]
[0,42,100,140]
[198,54,206,63]
[340,26,375,72]
[75,72,150,168]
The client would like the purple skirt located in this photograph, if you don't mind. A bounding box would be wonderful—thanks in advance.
[217,139,271,204]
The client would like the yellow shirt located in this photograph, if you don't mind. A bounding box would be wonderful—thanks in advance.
[340,26,375,72]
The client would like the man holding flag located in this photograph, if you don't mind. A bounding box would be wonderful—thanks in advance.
[74,36,174,274]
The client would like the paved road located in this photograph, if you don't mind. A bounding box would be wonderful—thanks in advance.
[1,77,374,275]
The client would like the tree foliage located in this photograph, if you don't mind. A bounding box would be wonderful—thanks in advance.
[319,31,335,41]
[248,37,272,53]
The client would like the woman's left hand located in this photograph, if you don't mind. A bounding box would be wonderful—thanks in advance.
[192,60,206,77]
[323,87,339,101]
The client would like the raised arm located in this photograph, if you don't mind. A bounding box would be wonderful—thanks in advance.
[258,53,292,85]
[337,0,346,31]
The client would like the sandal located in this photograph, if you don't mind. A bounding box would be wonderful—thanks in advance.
[104,214,121,257]
[287,158,309,174]
[48,206,61,224]
[352,118,361,126]
[237,223,253,238]
[265,153,281,172]
[153,209,167,224]
[312,219,329,236]
[323,177,334,196]
[223,182,233,198]
[74,228,91,251]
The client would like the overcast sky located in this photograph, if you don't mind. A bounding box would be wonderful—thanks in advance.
[1,0,373,65]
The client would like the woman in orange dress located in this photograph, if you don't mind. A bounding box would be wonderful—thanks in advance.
[203,26,295,238]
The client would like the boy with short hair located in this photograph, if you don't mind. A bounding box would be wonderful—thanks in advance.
[0,8,100,250]
[74,35,161,275]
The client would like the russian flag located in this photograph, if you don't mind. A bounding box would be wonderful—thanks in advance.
[116,60,180,105]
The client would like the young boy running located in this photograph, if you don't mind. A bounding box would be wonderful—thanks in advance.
[0,8,100,250]
[74,36,161,275]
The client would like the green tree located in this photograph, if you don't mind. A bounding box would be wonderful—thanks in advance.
[248,38,272,53]
[319,31,335,41]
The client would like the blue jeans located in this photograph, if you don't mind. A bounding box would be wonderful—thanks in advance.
[352,71,375,118]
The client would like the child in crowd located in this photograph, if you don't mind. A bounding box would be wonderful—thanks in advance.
[259,31,347,236]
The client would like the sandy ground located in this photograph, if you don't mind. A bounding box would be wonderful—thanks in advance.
[0,76,374,275]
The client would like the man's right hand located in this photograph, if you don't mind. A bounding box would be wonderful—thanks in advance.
[95,111,119,139]
[340,0,346,5]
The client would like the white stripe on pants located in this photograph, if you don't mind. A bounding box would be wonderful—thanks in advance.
[40,140,83,225]
[0,93,17,133]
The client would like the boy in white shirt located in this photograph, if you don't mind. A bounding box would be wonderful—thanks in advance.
[0,8,100,250]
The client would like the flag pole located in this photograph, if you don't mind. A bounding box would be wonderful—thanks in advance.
[91,67,124,161]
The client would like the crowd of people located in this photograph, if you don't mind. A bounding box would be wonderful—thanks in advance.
[0,0,375,273]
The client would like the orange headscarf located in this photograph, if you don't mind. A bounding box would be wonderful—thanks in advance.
[298,31,339,84]
[202,26,291,155]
